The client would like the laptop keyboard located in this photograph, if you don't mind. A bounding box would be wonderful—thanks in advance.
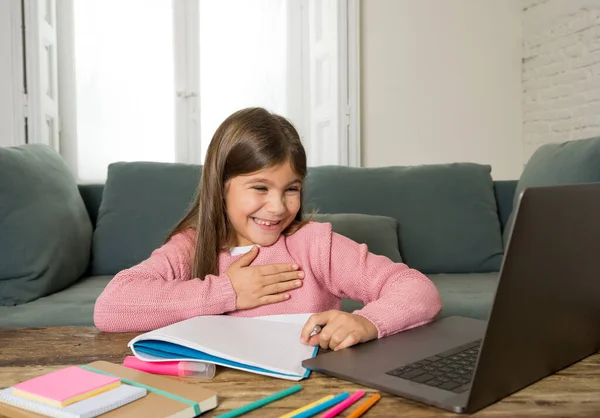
[385,339,482,393]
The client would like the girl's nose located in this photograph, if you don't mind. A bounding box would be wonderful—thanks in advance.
[266,195,286,215]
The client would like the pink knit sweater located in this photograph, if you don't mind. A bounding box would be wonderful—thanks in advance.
[93,222,442,337]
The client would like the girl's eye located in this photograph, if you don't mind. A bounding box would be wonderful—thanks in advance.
[286,187,300,193]
[253,186,268,191]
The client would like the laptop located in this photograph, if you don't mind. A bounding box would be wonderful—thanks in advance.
[302,183,600,414]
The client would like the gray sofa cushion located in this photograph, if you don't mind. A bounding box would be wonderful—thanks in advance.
[503,136,600,244]
[427,273,500,320]
[309,213,402,262]
[91,162,202,275]
[0,276,113,328]
[0,145,93,306]
[304,164,504,274]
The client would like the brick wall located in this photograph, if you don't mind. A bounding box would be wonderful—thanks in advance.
[522,0,600,162]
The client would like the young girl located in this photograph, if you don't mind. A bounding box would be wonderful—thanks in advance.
[94,107,442,351]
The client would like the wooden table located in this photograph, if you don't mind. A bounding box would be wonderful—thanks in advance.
[0,327,599,417]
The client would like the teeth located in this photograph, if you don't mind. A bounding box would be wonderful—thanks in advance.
[254,218,278,226]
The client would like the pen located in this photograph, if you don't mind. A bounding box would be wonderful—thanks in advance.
[278,395,333,418]
[320,391,365,418]
[310,325,323,337]
[291,392,349,418]
[123,356,216,379]
[347,393,381,418]
[216,385,302,418]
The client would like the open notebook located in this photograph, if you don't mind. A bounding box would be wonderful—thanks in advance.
[128,314,319,381]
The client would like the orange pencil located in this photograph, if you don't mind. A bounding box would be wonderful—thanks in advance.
[346,393,381,418]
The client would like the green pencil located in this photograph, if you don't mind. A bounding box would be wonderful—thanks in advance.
[215,384,302,418]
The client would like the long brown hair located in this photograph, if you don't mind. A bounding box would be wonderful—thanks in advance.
[168,107,308,280]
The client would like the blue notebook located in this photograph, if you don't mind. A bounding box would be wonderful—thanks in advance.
[128,314,319,381]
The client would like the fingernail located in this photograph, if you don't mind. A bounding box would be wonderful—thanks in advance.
[295,280,301,286]
[297,272,304,278]
[292,264,298,269]
[285,294,290,299]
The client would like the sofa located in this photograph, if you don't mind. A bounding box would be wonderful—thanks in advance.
[2,136,600,329]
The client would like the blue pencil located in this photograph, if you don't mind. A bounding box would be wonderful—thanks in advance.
[291,392,350,418]
[215,384,302,418]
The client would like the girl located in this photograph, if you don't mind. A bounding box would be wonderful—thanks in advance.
[94,107,442,351]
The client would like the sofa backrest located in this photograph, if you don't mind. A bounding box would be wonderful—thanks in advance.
[303,164,507,274]
[78,163,516,276]
[493,180,517,232]
[78,180,517,233]
[79,184,104,228]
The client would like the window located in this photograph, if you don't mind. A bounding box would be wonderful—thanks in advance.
[72,0,176,180]
[198,0,293,163]
[22,0,360,181]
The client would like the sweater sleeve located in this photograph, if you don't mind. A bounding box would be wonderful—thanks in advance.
[311,223,443,338]
[93,231,237,332]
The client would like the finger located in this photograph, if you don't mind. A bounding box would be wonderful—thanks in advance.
[257,293,290,306]
[333,332,360,351]
[232,246,259,267]
[318,321,344,350]
[301,312,332,343]
[306,334,321,347]
[264,270,304,285]
[262,278,302,296]
[258,262,299,276]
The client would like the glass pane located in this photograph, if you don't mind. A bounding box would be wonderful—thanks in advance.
[44,44,54,99]
[45,0,53,25]
[73,0,175,181]
[45,116,55,150]
[199,0,289,162]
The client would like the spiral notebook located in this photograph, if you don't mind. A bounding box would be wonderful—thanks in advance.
[128,314,319,381]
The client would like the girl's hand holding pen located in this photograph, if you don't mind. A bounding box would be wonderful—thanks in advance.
[226,246,304,310]
[300,310,379,351]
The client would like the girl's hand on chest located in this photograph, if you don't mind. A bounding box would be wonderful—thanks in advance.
[226,246,305,310]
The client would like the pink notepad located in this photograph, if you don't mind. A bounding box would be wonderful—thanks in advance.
[12,366,120,407]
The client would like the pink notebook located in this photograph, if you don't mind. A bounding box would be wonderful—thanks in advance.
[12,366,120,407]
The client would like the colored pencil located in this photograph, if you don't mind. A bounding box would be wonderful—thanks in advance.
[279,395,334,418]
[346,393,381,418]
[291,392,349,418]
[215,384,302,418]
[319,391,365,418]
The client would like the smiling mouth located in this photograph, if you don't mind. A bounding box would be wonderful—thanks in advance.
[252,217,282,226]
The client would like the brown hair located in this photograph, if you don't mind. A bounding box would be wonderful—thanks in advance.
[168,107,309,279]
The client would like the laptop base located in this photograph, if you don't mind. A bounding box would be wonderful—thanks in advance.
[303,316,486,413]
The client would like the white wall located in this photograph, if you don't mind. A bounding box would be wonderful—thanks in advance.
[522,0,600,162]
[0,0,22,148]
[361,0,523,180]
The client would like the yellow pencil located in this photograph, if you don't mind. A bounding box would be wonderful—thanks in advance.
[347,393,381,418]
[278,395,334,418]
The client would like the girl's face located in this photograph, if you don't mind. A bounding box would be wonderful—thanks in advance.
[224,161,302,247]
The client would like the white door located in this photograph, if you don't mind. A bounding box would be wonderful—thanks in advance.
[23,0,60,151]
[306,0,341,167]
[0,0,26,148]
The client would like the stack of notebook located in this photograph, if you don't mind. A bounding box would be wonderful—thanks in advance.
[0,361,218,417]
